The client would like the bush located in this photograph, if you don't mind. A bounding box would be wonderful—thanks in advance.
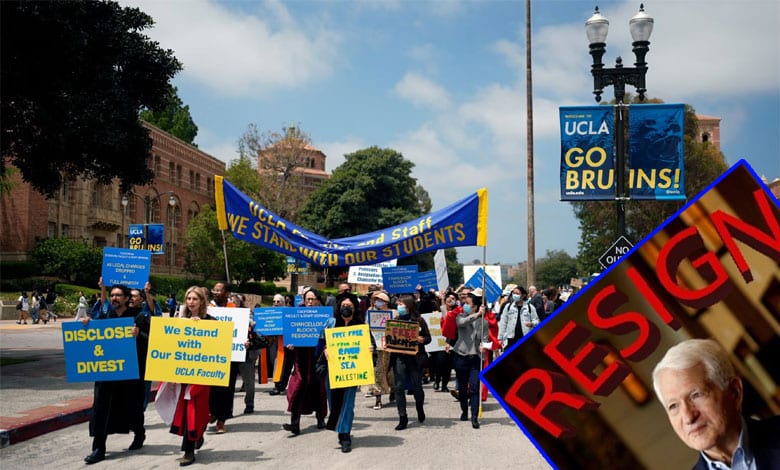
[1,260,37,279]
[238,281,283,296]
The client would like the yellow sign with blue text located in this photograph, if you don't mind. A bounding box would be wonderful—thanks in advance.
[145,317,233,386]
[325,324,375,389]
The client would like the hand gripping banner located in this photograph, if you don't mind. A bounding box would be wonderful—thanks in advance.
[214,176,488,267]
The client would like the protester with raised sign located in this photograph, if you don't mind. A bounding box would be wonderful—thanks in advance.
[83,277,146,464]
[453,292,489,429]
[367,291,395,410]
[159,286,214,467]
[388,294,431,431]
[318,292,370,453]
[283,287,328,436]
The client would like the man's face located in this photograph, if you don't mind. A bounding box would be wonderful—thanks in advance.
[338,283,351,294]
[129,290,143,308]
[110,289,128,311]
[212,283,228,303]
[656,363,743,457]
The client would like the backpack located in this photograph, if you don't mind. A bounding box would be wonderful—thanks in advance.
[16,300,22,310]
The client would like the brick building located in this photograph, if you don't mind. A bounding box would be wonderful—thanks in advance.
[0,122,225,275]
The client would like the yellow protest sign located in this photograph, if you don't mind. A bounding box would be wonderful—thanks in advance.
[325,324,375,388]
[145,317,233,386]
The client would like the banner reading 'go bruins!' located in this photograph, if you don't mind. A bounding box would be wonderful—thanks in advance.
[214,176,488,268]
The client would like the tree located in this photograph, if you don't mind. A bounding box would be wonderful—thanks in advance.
[30,238,102,285]
[534,249,578,289]
[140,87,198,144]
[572,102,728,275]
[237,124,317,221]
[183,207,286,283]
[1,1,182,197]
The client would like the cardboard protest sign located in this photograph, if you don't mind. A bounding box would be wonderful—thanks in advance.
[481,161,780,470]
[145,317,233,386]
[384,319,419,355]
[282,307,332,347]
[325,324,375,388]
[367,309,394,350]
[62,317,139,382]
[253,307,284,335]
[101,247,151,289]
[208,307,250,362]
[421,312,445,352]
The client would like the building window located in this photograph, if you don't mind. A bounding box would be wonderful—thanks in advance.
[62,179,71,203]
[206,177,212,196]
[48,222,56,238]
[189,170,195,190]
[61,224,69,238]
[702,132,710,143]
[169,162,176,183]
[195,173,201,192]
[116,233,123,248]
[176,165,183,186]
[91,183,100,207]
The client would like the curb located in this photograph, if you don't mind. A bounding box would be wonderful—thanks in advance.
[0,388,158,448]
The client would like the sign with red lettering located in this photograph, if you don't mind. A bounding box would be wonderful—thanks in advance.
[482,161,780,469]
[384,320,419,355]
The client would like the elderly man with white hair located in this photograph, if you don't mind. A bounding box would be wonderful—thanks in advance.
[652,339,780,469]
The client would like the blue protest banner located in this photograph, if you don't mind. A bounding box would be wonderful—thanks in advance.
[417,270,439,292]
[62,317,139,382]
[128,224,145,250]
[559,106,615,200]
[382,265,419,294]
[145,223,165,254]
[282,307,332,347]
[464,267,502,304]
[101,247,151,289]
[628,103,686,200]
[253,307,285,335]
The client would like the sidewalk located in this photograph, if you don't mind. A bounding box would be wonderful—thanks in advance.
[0,320,157,447]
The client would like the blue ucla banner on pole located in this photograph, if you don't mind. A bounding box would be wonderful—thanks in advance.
[62,318,139,382]
[146,224,165,254]
[215,177,488,267]
[628,103,686,200]
[560,106,615,201]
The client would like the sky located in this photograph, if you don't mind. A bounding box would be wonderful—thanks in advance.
[124,0,780,267]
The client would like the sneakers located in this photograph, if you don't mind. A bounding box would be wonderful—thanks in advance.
[215,421,226,434]
[373,397,382,410]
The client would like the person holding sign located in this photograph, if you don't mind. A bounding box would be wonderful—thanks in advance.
[387,294,431,431]
[367,291,395,410]
[283,288,328,436]
[207,281,236,434]
[317,292,373,453]
[83,278,147,464]
[452,292,489,429]
[162,286,214,467]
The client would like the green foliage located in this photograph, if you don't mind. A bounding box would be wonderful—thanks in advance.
[237,281,284,296]
[299,146,422,239]
[573,103,728,275]
[183,207,287,283]
[225,154,261,200]
[1,0,182,196]
[534,250,579,289]
[0,277,61,294]
[140,86,198,144]
[1,260,37,279]
[30,238,102,285]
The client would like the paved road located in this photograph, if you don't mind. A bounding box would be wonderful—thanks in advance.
[0,320,551,469]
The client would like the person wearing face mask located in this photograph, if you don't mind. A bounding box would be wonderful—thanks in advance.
[316,292,374,452]
[453,292,489,429]
[367,291,395,409]
[498,286,527,350]
[387,294,432,431]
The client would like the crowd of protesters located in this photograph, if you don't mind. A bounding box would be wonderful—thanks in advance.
[72,277,573,466]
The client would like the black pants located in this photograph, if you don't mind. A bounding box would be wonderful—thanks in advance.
[430,350,453,387]
[453,354,480,418]
[209,362,240,421]
[393,356,424,417]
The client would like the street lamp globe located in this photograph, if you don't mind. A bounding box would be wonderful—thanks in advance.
[629,4,654,43]
[121,195,129,207]
[168,194,176,207]
[585,6,609,45]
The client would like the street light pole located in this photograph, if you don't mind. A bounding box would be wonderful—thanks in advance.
[585,4,653,239]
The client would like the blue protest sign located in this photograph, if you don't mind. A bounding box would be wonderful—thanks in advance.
[382,265,419,294]
[101,247,151,289]
[253,307,285,335]
[417,270,439,292]
[282,307,332,347]
[62,317,139,382]
[464,267,502,304]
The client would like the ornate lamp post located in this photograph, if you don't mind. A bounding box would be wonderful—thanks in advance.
[585,4,654,238]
